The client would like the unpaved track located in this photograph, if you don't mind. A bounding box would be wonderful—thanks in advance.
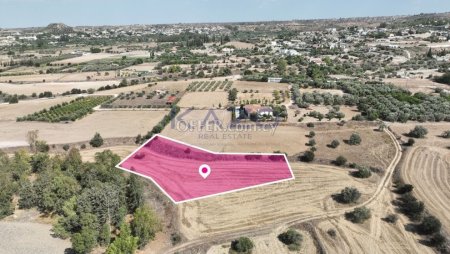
[165,128,402,253]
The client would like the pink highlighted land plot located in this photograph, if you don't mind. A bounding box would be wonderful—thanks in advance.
[117,134,294,203]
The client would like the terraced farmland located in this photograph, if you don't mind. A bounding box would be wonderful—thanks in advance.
[16,96,112,122]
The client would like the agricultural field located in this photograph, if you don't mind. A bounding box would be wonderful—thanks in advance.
[390,122,450,233]
[0,80,119,96]
[17,96,112,122]
[0,110,167,145]
[178,163,378,239]
[186,80,233,92]
[177,92,228,109]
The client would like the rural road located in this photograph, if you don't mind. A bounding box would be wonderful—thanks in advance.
[165,127,403,253]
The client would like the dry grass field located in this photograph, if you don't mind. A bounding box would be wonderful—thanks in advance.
[0,80,118,95]
[0,110,166,147]
[315,188,435,254]
[390,122,450,233]
[0,97,75,121]
[224,41,255,49]
[206,229,316,254]
[179,163,378,240]
[384,78,449,93]
[288,105,360,124]
[177,92,229,108]
[0,71,118,83]
[233,81,290,93]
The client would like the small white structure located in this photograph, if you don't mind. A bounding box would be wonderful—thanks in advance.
[268,77,282,83]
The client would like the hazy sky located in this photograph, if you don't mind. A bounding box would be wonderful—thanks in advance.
[1,0,449,28]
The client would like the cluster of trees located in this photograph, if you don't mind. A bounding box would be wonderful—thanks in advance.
[157,49,216,66]
[408,126,428,138]
[1,147,162,254]
[17,96,111,122]
[294,80,450,123]
[434,72,450,85]
[394,182,448,250]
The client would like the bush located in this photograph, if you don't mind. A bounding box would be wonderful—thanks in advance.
[408,126,428,138]
[278,229,303,251]
[334,156,347,166]
[441,130,450,139]
[308,131,315,138]
[329,139,340,148]
[62,144,70,151]
[231,237,254,254]
[337,187,361,204]
[418,216,442,235]
[90,133,104,148]
[327,229,337,238]
[348,133,362,145]
[36,140,50,152]
[396,184,414,194]
[170,233,182,246]
[345,206,371,223]
[385,214,398,223]
[353,166,372,178]
[405,138,415,146]
[301,151,315,162]
[307,139,316,146]
[398,193,424,221]
[429,233,447,248]
[306,123,315,128]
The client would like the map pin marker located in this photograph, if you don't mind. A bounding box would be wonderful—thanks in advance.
[199,164,211,179]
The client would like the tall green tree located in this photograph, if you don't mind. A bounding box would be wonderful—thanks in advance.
[106,223,138,254]
[132,206,161,249]
[127,174,144,213]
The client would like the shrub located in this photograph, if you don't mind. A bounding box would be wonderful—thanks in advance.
[36,140,50,152]
[385,214,398,224]
[345,206,371,223]
[62,144,70,151]
[90,133,104,148]
[170,233,182,246]
[301,151,315,162]
[329,139,340,148]
[337,187,361,204]
[306,123,315,128]
[308,131,315,138]
[418,216,442,235]
[396,184,414,194]
[80,144,86,149]
[408,126,428,138]
[353,166,372,178]
[278,229,303,251]
[307,139,316,146]
[429,233,447,248]
[405,138,415,146]
[327,229,337,238]
[230,237,254,254]
[398,193,424,221]
[441,130,450,139]
[348,133,362,145]
[334,156,347,166]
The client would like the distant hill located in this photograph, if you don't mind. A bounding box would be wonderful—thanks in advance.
[44,23,74,34]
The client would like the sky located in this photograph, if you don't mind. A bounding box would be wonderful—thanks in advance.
[0,0,449,28]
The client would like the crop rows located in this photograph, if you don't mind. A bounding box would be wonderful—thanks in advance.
[17,96,112,122]
[186,81,233,92]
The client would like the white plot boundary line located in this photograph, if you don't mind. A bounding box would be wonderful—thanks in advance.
[116,134,295,204]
